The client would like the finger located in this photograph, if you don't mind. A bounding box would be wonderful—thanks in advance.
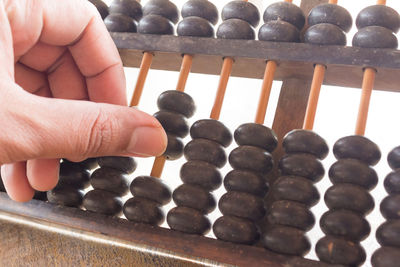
[26,159,59,191]
[19,42,66,72]
[1,162,34,202]
[15,62,52,97]
[0,1,15,79]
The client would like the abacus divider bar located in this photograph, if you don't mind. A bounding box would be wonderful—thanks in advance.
[355,68,376,136]
[302,64,326,130]
[150,156,166,178]
[176,54,193,92]
[255,60,277,124]
[130,52,154,107]
[210,57,234,120]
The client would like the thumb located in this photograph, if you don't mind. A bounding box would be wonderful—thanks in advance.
[0,90,167,164]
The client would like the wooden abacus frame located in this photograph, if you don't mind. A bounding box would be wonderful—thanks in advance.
[1,0,399,266]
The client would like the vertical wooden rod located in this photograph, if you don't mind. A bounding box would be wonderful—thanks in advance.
[328,0,338,4]
[210,57,234,120]
[284,0,293,2]
[255,61,277,124]
[303,64,326,130]
[150,156,166,178]
[377,0,386,5]
[355,68,376,136]
[176,55,193,92]
[130,52,153,107]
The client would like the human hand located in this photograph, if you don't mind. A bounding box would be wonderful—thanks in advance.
[0,0,166,202]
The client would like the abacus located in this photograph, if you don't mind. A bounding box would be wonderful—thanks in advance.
[1,0,400,266]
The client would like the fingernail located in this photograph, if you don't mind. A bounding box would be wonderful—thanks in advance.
[128,126,167,156]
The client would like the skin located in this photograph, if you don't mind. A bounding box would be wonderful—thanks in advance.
[0,0,167,202]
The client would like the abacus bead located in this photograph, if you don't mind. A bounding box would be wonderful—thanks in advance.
[279,153,324,182]
[180,161,222,191]
[137,14,174,35]
[58,162,90,188]
[77,158,98,170]
[83,190,123,216]
[130,176,171,205]
[372,247,400,267]
[177,17,214,38]
[263,2,305,31]
[190,120,232,147]
[142,0,179,24]
[47,186,84,207]
[308,4,352,33]
[324,184,374,215]
[167,206,210,235]
[104,14,137,33]
[304,24,346,46]
[219,191,265,221]
[388,146,400,170]
[316,236,366,266]
[384,170,400,194]
[376,220,400,247]
[217,19,255,40]
[90,168,129,195]
[221,1,260,28]
[123,197,164,225]
[172,184,216,214]
[229,146,273,174]
[97,156,137,174]
[181,0,218,25]
[157,90,195,118]
[154,111,189,138]
[234,123,277,152]
[263,225,310,256]
[89,0,109,20]
[258,21,300,43]
[352,26,398,49]
[213,216,259,245]
[320,210,370,242]
[329,159,378,190]
[184,139,226,168]
[224,170,268,197]
[109,0,142,22]
[356,5,400,33]
[380,194,400,220]
[333,135,381,166]
[283,129,329,159]
[272,176,320,207]
[268,200,315,231]
[163,134,184,160]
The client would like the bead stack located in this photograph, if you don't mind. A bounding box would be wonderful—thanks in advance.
[105,0,142,32]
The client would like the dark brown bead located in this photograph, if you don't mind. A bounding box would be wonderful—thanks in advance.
[184,139,227,168]
[272,176,320,207]
[224,169,268,197]
[109,0,142,21]
[388,146,400,170]
[279,153,324,182]
[63,158,97,170]
[308,3,352,33]
[217,19,255,40]
[89,0,109,20]
[157,90,195,118]
[268,200,315,231]
[320,210,370,242]
[180,161,222,191]
[333,135,381,166]
[142,0,179,24]
[167,206,210,235]
[262,225,310,256]
[376,220,400,247]
[130,176,171,205]
[177,17,214,38]
[219,191,265,221]
[47,186,84,207]
[153,110,189,138]
[137,14,174,35]
[221,1,260,27]
[229,146,273,174]
[190,119,232,147]
[372,247,400,267]
[353,26,398,49]
[380,194,400,220]
[58,162,90,189]
[283,129,329,159]
[123,197,164,225]
[83,190,123,216]
[258,20,300,43]
[329,159,378,190]
[304,24,346,46]
[163,134,184,160]
[90,167,129,196]
[173,184,215,214]
[234,123,277,152]
[181,0,218,25]
[316,236,366,266]
[213,215,259,245]
[105,14,137,33]
[33,191,47,201]
[325,184,374,216]
[384,170,400,194]
[97,156,137,174]
[263,2,305,31]
[356,5,400,33]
